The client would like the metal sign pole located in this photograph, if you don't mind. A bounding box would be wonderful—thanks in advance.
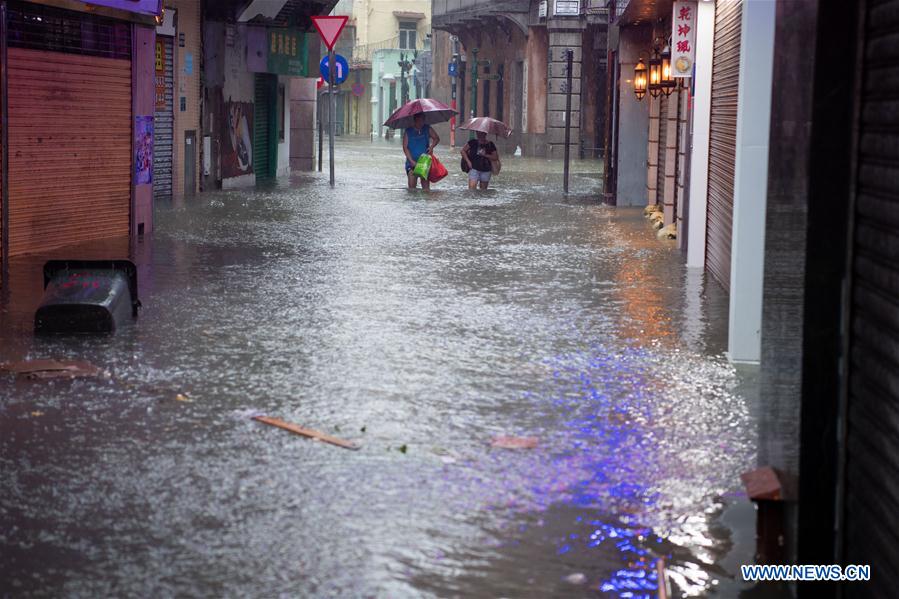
[1,1,9,287]
[329,50,336,186]
[470,48,478,140]
[563,49,573,194]
[450,53,457,148]
[318,105,323,172]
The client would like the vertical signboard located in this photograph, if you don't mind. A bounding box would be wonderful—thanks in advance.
[267,29,309,77]
[672,1,698,78]
[154,41,166,110]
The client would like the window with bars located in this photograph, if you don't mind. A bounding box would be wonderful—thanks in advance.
[6,1,131,59]
[399,21,417,50]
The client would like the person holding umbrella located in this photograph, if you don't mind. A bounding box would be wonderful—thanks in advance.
[403,113,440,190]
[383,99,457,190]
[459,117,512,190]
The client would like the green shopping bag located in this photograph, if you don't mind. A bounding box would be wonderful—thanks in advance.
[412,154,432,179]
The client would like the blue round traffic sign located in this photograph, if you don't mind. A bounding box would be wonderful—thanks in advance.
[320,54,349,86]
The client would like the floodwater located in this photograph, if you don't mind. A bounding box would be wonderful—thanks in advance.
[1,138,761,597]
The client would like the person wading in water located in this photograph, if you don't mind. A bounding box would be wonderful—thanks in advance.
[461,131,499,190]
[403,113,440,190]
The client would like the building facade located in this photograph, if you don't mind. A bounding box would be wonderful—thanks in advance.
[0,0,160,272]
[153,0,202,203]
[201,0,333,190]
[430,0,608,157]
[606,0,774,365]
[327,0,431,138]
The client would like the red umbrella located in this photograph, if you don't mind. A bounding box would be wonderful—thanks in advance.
[459,117,513,138]
[383,98,457,129]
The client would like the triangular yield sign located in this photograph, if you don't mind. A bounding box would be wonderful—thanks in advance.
[311,16,348,51]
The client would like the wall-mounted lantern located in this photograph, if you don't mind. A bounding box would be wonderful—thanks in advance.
[660,45,676,96]
[648,51,662,98]
[634,58,647,101]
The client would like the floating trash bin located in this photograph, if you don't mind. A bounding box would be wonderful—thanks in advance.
[34,260,141,334]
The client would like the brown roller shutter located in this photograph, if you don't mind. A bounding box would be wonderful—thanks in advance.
[7,48,131,257]
[1,52,4,271]
[705,0,742,292]
[843,0,899,591]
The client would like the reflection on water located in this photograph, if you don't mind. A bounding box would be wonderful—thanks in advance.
[0,139,755,597]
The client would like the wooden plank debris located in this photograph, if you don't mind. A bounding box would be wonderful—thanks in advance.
[252,415,360,451]
[0,359,105,380]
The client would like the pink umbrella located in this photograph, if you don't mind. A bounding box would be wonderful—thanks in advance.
[383,98,457,129]
[459,116,513,138]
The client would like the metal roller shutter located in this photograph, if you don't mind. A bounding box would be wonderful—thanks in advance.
[254,74,272,181]
[7,48,131,256]
[1,54,4,271]
[657,93,668,206]
[843,0,899,593]
[705,0,742,292]
[154,35,174,202]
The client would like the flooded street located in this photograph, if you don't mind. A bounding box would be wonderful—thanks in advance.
[1,139,759,597]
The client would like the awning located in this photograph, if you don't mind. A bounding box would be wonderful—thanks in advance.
[618,0,673,27]
[393,11,426,20]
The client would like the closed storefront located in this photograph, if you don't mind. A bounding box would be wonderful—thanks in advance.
[705,0,742,292]
[253,73,276,181]
[4,2,132,257]
[842,0,899,590]
[154,34,174,202]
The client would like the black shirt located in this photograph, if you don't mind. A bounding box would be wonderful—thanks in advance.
[465,140,497,172]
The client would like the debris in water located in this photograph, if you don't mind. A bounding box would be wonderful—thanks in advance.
[175,393,191,402]
[564,573,587,585]
[0,359,106,380]
[252,416,360,451]
[30,411,45,417]
[490,436,538,449]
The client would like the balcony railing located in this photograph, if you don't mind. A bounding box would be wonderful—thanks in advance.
[581,0,609,17]
[351,35,431,66]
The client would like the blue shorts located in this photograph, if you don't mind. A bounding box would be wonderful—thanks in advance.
[468,168,492,183]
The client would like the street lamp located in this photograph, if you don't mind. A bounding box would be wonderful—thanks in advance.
[660,45,676,97]
[648,51,662,99]
[634,58,647,101]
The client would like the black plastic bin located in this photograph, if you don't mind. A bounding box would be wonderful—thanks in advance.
[34,260,140,334]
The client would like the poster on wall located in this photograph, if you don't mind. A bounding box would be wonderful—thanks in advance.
[134,116,154,185]
[222,101,254,179]
[671,0,698,78]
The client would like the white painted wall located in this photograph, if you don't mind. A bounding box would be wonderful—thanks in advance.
[616,25,651,206]
[686,0,715,268]
[223,24,257,189]
[278,75,291,177]
[728,0,776,364]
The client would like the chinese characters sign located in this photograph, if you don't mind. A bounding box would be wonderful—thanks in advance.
[554,0,580,16]
[672,1,697,78]
[155,41,166,111]
[267,29,309,77]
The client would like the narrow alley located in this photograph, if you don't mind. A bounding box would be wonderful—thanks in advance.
[0,139,759,597]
